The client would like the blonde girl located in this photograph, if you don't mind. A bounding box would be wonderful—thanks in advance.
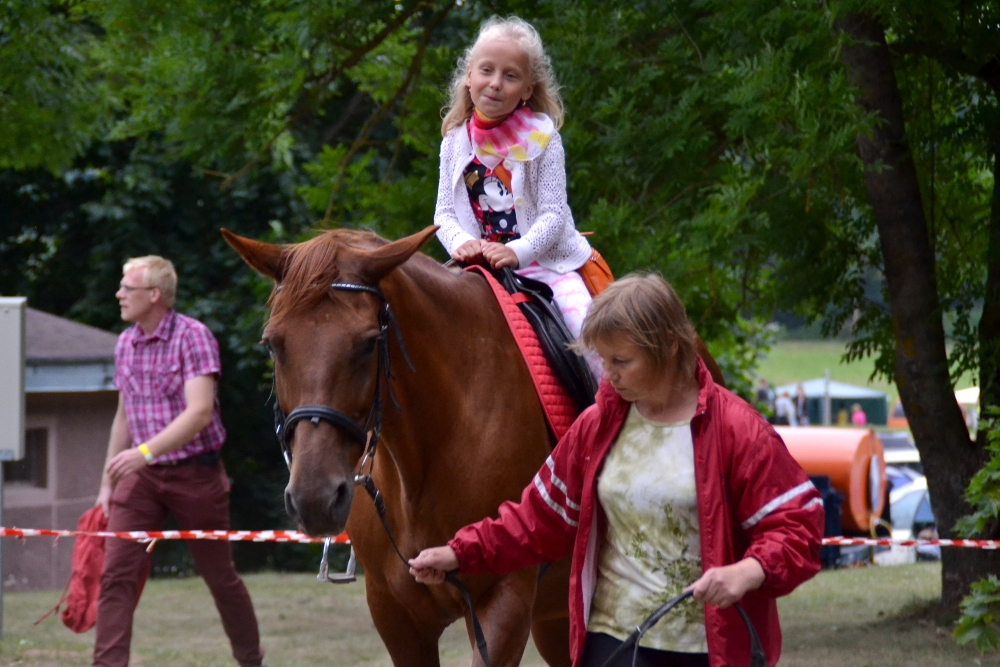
[434,16,612,348]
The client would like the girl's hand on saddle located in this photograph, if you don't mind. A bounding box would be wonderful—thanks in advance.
[408,545,459,585]
[686,557,765,609]
[452,240,484,264]
[482,242,519,269]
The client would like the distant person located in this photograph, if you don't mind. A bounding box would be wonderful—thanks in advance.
[850,403,867,427]
[755,378,775,415]
[795,383,809,427]
[93,256,266,667]
[774,391,797,426]
[836,405,850,426]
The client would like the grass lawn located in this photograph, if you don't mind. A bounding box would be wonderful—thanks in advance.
[756,339,899,403]
[1,563,997,666]
[757,339,979,407]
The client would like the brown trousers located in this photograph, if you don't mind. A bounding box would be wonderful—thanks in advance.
[93,462,263,667]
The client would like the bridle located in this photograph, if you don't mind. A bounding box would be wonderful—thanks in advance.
[272,281,407,479]
[269,280,493,667]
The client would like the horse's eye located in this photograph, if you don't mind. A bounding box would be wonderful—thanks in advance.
[361,336,379,356]
[262,339,275,358]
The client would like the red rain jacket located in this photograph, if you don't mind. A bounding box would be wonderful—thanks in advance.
[450,358,824,667]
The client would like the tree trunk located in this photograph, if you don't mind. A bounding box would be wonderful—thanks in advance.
[837,13,988,612]
[978,63,1000,440]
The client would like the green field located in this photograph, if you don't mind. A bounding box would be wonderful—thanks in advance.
[1,564,997,667]
[756,339,898,402]
[756,339,978,408]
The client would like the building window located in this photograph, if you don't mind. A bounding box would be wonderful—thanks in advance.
[2,428,48,488]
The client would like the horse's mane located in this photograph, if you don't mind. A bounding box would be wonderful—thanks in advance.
[268,228,387,327]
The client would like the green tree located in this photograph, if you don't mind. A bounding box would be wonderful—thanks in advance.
[5,1,1000,619]
[834,0,1000,615]
[0,1,104,171]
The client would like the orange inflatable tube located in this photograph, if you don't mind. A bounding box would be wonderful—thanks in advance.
[775,427,887,533]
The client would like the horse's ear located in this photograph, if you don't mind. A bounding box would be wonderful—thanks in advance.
[221,228,287,281]
[357,226,439,283]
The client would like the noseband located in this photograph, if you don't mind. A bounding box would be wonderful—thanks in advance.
[272,281,411,475]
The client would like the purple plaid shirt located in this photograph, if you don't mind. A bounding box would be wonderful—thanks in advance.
[114,310,226,463]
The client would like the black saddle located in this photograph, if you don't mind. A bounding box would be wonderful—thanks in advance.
[493,267,598,412]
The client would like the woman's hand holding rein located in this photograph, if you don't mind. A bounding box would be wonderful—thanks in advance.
[686,557,765,608]
[409,545,460,585]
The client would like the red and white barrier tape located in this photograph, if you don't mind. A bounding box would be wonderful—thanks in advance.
[1,528,997,550]
[0,527,350,545]
[821,537,999,549]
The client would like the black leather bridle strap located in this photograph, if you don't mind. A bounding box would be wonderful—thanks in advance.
[283,406,367,447]
[359,476,492,667]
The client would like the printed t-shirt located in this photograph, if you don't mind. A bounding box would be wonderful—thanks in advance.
[587,404,707,653]
[465,111,519,242]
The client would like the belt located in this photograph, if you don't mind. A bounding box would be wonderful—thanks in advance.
[152,451,220,467]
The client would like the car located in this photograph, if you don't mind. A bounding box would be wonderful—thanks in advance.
[888,475,940,560]
[878,431,923,476]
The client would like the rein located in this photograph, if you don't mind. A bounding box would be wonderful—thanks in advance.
[271,281,492,667]
[598,590,766,667]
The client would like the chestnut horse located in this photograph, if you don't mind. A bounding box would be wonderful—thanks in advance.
[225,225,572,666]
[223,225,725,667]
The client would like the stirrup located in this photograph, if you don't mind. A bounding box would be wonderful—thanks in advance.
[317,538,357,584]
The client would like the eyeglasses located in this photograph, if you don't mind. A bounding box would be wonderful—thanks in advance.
[118,283,155,293]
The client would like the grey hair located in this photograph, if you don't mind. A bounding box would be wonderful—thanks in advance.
[440,16,564,136]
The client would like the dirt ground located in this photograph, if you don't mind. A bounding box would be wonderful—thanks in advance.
[0,562,997,666]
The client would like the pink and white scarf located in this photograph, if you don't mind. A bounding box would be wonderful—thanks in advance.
[469,106,555,170]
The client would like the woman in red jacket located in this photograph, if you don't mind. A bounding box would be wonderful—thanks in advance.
[410,274,824,667]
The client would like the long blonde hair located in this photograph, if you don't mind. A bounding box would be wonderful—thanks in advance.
[440,16,564,136]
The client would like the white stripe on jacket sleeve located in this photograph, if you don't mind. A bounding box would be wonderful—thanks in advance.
[545,456,581,510]
[741,480,818,530]
[533,473,579,527]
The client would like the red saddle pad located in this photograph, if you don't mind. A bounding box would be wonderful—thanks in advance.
[465,265,579,440]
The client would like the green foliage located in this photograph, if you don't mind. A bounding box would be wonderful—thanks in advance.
[955,574,1000,652]
[956,406,1000,538]
[4,1,1000,579]
[954,407,1000,650]
[0,0,104,171]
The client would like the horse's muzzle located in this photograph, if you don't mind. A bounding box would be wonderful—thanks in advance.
[284,478,353,536]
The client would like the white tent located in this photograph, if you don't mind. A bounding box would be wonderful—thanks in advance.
[775,378,887,399]
[955,387,979,405]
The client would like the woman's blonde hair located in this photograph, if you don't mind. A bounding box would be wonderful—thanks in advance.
[440,16,564,136]
[580,273,699,379]
[123,255,178,308]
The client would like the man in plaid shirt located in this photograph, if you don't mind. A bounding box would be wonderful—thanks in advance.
[93,256,266,667]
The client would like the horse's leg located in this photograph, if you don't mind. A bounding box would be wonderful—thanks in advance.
[530,558,572,667]
[366,579,444,667]
[462,569,538,667]
[530,616,571,667]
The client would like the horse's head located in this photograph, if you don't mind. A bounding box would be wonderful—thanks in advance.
[222,225,438,536]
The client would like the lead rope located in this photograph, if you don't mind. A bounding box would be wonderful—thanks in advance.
[357,475,491,667]
[350,294,491,667]
[597,590,766,667]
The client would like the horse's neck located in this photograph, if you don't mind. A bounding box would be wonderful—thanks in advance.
[379,259,527,492]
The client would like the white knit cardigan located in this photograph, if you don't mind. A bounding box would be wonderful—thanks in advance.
[434,123,592,274]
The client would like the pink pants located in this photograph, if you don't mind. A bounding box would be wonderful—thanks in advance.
[93,462,263,667]
[516,263,603,380]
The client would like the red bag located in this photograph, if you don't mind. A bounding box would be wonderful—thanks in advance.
[36,506,149,633]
